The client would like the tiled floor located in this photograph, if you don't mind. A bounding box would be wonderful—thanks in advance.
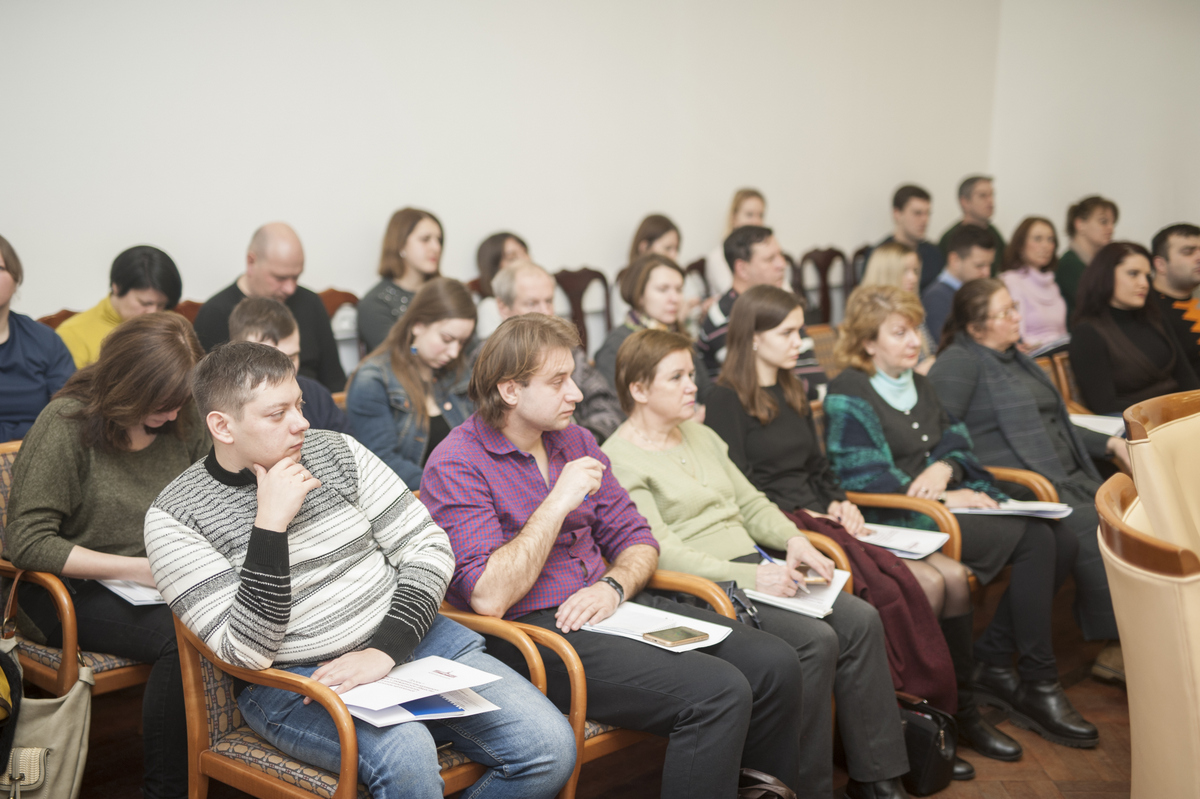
[79,580,1132,798]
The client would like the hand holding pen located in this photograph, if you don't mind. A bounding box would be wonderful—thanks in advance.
[754,544,811,595]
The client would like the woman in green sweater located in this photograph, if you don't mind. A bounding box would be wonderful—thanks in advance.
[6,312,209,799]
[602,328,910,799]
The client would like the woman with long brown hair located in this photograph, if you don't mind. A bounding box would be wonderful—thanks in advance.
[358,207,445,350]
[347,277,476,488]
[6,311,209,799]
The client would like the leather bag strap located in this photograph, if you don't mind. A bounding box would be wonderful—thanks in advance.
[1,571,23,641]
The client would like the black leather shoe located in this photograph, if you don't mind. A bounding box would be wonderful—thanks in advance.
[952,756,976,781]
[1007,680,1099,748]
[845,777,909,799]
[957,704,1022,761]
[971,663,1020,712]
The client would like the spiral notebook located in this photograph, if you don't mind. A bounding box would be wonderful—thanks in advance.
[347,688,501,727]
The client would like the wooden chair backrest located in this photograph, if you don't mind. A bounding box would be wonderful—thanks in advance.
[796,248,850,324]
[0,440,21,535]
[554,268,611,353]
[1096,473,1200,577]
[36,309,77,329]
[173,300,202,324]
[1051,352,1091,413]
[850,244,872,285]
[807,324,839,381]
[319,288,358,319]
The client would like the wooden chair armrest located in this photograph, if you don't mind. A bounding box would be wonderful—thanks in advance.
[845,492,963,561]
[985,466,1059,502]
[800,532,854,594]
[173,618,359,799]
[646,570,736,619]
[0,559,80,695]
[438,604,547,694]
[1066,399,1091,415]
[509,622,587,797]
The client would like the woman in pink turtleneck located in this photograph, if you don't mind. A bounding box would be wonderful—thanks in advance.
[999,217,1069,353]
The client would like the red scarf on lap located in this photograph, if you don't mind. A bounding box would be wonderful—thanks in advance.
[783,508,957,713]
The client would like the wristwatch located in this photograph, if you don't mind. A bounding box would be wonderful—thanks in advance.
[599,576,625,603]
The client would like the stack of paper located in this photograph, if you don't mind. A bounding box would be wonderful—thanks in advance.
[338,656,503,727]
[99,580,165,605]
[1070,414,1126,437]
[582,602,732,652]
[745,569,852,619]
[859,524,950,559]
[951,500,1072,519]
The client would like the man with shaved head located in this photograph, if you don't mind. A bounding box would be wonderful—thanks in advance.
[193,222,346,391]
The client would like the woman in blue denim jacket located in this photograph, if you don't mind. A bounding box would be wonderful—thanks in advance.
[347,277,476,489]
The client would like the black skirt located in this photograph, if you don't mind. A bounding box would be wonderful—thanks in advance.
[957,513,1026,584]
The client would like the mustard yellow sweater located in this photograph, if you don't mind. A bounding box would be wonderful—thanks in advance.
[55,297,123,368]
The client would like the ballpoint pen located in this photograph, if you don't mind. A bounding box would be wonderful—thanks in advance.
[753,544,810,594]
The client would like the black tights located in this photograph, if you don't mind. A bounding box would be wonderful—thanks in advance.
[974,520,1078,682]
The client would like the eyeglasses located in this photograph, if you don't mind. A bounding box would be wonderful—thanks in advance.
[988,303,1020,320]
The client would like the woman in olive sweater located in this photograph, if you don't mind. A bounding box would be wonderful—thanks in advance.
[602,328,910,799]
[6,312,209,799]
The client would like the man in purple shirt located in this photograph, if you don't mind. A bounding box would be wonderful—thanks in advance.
[422,314,806,799]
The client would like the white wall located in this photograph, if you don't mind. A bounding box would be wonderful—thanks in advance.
[988,0,1200,248]
[2,0,1002,318]
[5,0,1195,323]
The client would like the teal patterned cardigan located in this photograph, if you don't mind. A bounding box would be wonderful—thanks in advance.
[824,393,1007,530]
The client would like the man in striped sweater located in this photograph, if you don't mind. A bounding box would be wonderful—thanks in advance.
[145,341,574,799]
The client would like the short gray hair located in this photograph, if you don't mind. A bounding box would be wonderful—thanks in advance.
[492,262,552,307]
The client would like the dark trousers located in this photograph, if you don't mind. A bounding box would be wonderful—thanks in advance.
[488,593,805,799]
[972,520,1078,681]
[22,580,186,799]
[756,595,909,790]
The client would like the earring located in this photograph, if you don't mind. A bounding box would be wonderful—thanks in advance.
[410,345,419,355]
[753,343,758,351]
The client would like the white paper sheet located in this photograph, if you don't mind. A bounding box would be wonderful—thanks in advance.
[347,688,500,727]
[1069,414,1126,438]
[98,580,165,605]
[338,656,502,712]
[582,602,731,652]
[858,525,950,559]
[950,500,1073,519]
[745,569,852,619]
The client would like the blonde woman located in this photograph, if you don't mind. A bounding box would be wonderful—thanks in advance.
[860,242,935,373]
[703,188,767,298]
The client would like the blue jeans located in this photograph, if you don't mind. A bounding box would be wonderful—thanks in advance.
[238,616,575,799]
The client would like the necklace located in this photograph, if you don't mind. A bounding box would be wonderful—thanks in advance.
[629,423,686,465]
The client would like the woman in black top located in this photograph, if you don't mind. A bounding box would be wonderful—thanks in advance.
[825,285,1096,752]
[1068,241,1199,414]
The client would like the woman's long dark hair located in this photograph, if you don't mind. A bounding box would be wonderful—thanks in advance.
[57,312,204,450]
[475,231,528,298]
[1073,241,1160,329]
[357,277,476,426]
[718,284,808,424]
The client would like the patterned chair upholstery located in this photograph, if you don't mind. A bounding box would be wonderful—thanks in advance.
[0,439,153,696]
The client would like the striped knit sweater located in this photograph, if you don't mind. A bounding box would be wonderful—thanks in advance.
[144,430,453,670]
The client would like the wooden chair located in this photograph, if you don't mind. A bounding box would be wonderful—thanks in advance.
[1124,390,1200,553]
[554,268,611,353]
[174,300,203,324]
[1095,473,1200,798]
[0,440,152,697]
[466,278,483,297]
[174,609,555,799]
[850,244,872,285]
[36,309,78,329]
[319,288,359,319]
[807,324,840,381]
[795,248,850,325]
[331,392,347,410]
[1050,352,1091,413]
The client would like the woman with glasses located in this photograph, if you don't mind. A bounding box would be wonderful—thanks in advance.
[928,278,1131,687]
[825,284,1096,753]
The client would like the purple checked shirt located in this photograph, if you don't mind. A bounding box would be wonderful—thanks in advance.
[421,415,659,620]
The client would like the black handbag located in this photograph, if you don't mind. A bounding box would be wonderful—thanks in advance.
[670,580,762,629]
[895,691,956,796]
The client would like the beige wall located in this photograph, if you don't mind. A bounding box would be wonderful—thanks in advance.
[2,1,1193,319]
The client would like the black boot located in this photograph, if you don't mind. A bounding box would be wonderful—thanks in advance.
[952,756,975,781]
[1007,680,1099,749]
[845,777,909,798]
[971,663,1020,712]
[941,613,1022,762]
